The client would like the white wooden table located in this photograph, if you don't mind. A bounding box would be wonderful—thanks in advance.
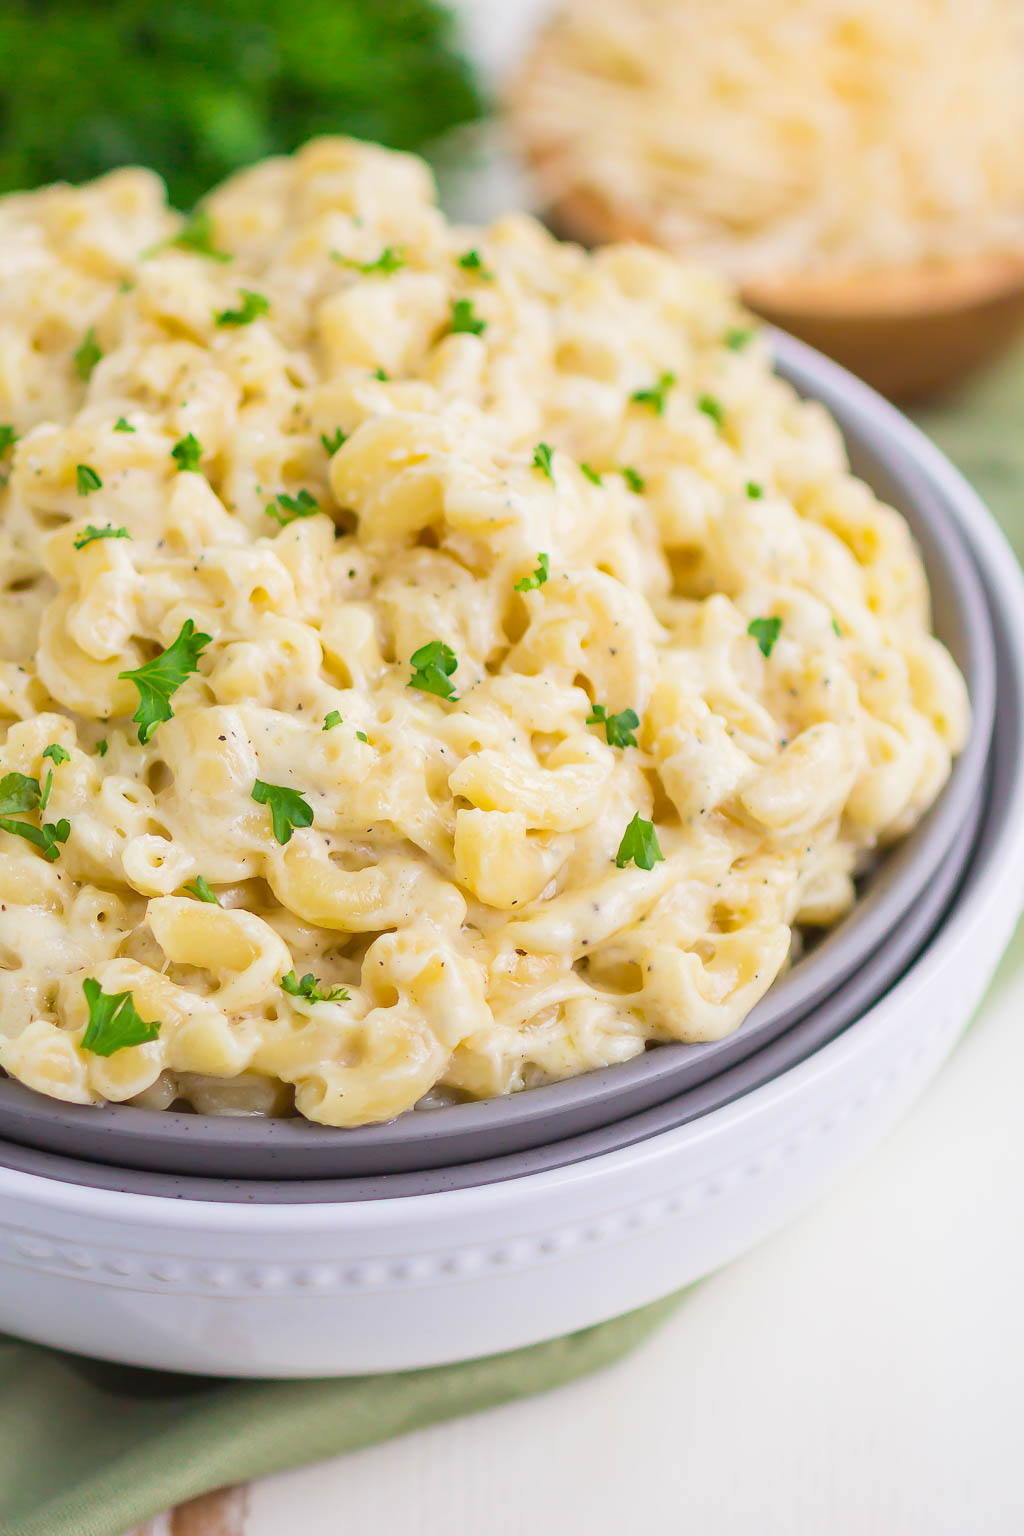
[140,3,1024,1528]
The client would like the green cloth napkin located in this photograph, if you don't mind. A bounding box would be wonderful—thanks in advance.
[1,346,1023,1536]
[0,1295,686,1536]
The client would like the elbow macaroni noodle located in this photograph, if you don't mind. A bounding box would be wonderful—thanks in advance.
[0,138,968,1126]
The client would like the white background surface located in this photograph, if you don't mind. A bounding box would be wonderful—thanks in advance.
[157,3,1024,1529]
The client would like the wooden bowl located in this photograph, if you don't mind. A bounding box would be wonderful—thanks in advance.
[535,181,1024,402]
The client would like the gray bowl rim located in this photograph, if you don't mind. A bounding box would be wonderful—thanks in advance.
[0,331,997,1177]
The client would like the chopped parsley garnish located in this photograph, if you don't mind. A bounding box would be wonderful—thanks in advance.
[74,328,103,381]
[746,481,763,499]
[630,372,676,415]
[76,464,102,496]
[80,977,160,1056]
[514,553,549,592]
[0,771,70,861]
[214,289,269,327]
[168,209,230,262]
[280,970,349,1004]
[587,704,640,749]
[113,416,136,433]
[373,367,390,381]
[408,639,458,700]
[450,298,486,336]
[323,710,343,731]
[251,779,314,845]
[73,523,130,550]
[265,489,320,526]
[698,394,725,428]
[621,465,645,494]
[532,442,555,483]
[832,617,842,637]
[118,618,211,742]
[39,744,69,811]
[184,876,220,904]
[336,245,405,275]
[725,327,755,351]
[457,248,494,280]
[747,616,782,658]
[356,730,368,743]
[170,433,203,472]
[95,739,108,757]
[580,462,603,486]
[0,425,17,459]
[0,772,40,814]
[615,813,664,871]
[320,427,346,456]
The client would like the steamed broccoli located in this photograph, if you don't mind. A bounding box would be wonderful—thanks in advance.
[0,0,482,206]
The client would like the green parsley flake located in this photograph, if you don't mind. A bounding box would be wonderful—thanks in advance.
[323,711,343,731]
[832,618,842,637]
[580,462,603,486]
[746,481,763,499]
[118,618,211,742]
[0,425,17,459]
[171,433,203,472]
[356,730,368,744]
[748,616,782,658]
[168,209,230,262]
[336,245,405,275]
[587,704,640,749]
[251,779,314,845]
[266,489,320,527]
[95,739,108,757]
[81,977,160,1056]
[0,770,69,861]
[621,466,645,494]
[615,813,664,871]
[280,970,349,1004]
[76,464,102,496]
[113,417,136,433]
[630,372,676,415]
[514,553,550,593]
[408,640,458,700]
[698,394,725,428]
[725,327,755,351]
[73,523,130,550]
[373,367,390,381]
[0,772,40,814]
[215,289,269,327]
[184,876,220,904]
[320,427,346,456]
[450,298,486,336]
[532,443,555,483]
[74,328,103,381]
[39,745,69,812]
[457,249,494,280]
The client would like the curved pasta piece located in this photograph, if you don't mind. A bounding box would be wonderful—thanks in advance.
[147,895,293,1012]
[268,832,467,933]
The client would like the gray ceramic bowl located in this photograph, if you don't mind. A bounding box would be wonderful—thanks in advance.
[0,333,996,1179]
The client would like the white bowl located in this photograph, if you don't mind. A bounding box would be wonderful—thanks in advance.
[1,342,1021,1377]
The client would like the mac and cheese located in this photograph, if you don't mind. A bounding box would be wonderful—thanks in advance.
[0,139,968,1125]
